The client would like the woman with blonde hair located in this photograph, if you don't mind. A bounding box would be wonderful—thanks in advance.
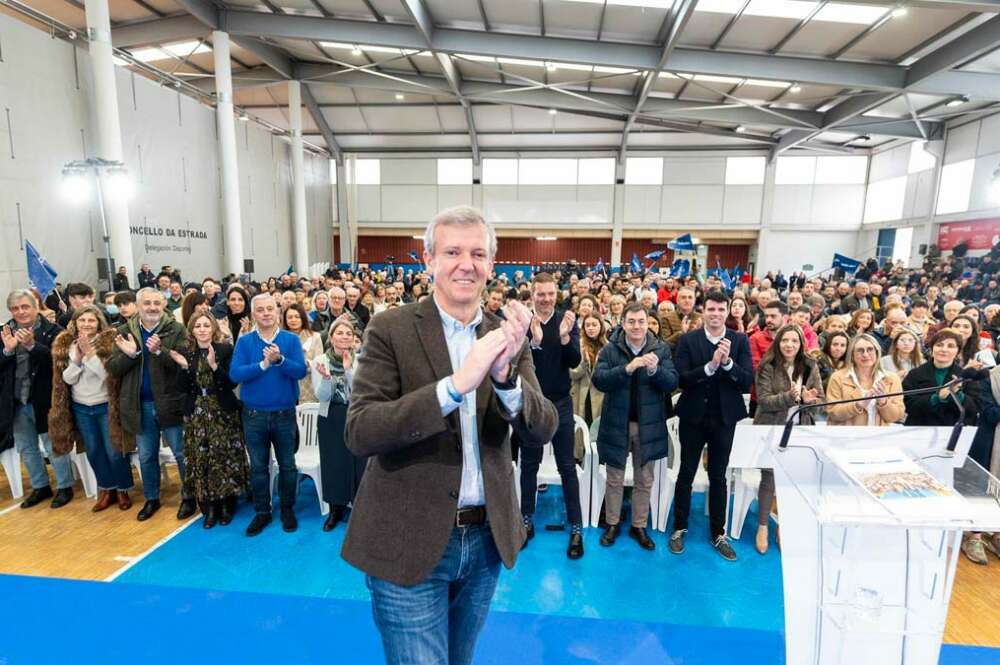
[826,333,905,426]
[606,294,626,329]
[167,312,247,528]
[570,313,608,443]
[50,304,135,512]
[847,309,876,337]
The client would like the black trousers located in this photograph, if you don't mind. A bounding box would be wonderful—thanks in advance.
[672,417,736,538]
[518,396,583,526]
[317,404,366,507]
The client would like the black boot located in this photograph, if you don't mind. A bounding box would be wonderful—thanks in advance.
[202,501,218,529]
[177,498,198,520]
[20,486,53,509]
[323,505,345,532]
[50,487,74,509]
[219,497,236,526]
[137,499,161,521]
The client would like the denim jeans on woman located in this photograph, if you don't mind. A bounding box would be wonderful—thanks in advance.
[366,524,501,665]
[242,408,298,514]
[72,402,134,491]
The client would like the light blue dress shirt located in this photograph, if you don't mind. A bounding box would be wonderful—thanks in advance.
[433,299,523,508]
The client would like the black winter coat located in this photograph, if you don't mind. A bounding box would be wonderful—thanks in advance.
[902,361,979,427]
[0,316,62,452]
[175,342,241,416]
[592,329,678,470]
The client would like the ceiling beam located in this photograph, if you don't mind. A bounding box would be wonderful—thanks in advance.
[774,12,1000,155]
[619,0,699,163]
[112,14,207,48]
[302,83,344,163]
[233,36,294,78]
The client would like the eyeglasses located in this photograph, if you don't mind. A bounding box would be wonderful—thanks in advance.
[854,347,877,355]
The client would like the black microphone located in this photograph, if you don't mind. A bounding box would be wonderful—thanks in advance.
[777,376,968,452]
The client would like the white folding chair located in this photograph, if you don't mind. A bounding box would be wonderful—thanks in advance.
[0,447,24,499]
[513,415,592,527]
[589,416,650,529]
[272,403,325,514]
[37,438,97,498]
[654,416,714,530]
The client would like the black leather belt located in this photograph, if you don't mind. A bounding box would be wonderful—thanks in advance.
[455,505,487,527]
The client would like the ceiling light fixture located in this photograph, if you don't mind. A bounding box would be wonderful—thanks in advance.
[946,96,969,107]
[735,125,747,133]
[547,63,558,72]
[395,93,405,101]
[549,109,558,115]
[536,236,557,241]
[789,83,802,93]
[891,5,907,17]
[351,46,362,55]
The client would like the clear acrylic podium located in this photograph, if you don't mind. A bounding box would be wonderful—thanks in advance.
[771,426,1000,665]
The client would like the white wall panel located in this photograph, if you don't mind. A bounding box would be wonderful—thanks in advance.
[661,185,724,223]
[437,185,473,211]
[662,158,726,185]
[757,229,859,277]
[978,114,1000,157]
[968,154,1000,211]
[771,185,813,224]
[811,185,864,226]
[623,185,661,224]
[722,185,763,224]
[945,121,980,165]
[381,185,438,222]
[357,184,382,221]
[381,158,437,185]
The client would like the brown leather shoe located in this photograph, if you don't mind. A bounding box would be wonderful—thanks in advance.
[116,490,132,511]
[92,490,115,513]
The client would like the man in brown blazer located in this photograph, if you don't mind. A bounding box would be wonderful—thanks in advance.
[343,206,558,665]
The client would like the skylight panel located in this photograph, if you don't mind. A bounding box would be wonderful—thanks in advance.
[694,0,746,13]
[814,2,887,24]
[161,41,210,57]
[559,0,675,7]
[744,79,792,88]
[744,0,816,20]
[694,74,744,85]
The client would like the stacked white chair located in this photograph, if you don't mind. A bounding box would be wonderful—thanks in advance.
[0,447,24,499]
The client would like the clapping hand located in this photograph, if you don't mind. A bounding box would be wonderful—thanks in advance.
[77,334,94,359]
[14,327,34,350]
[262,344,282,368]
[239,317,252,335]
[681,315,691,334]
[1,326,15,353]
[530,315,543,346]
[114,334,138,356]
[205,343,217,371]
[454,328,508,394]
[716,338,731,366]
[710,340,729,370]
[145,333,161,355]
[69,340,82,364]
[642,352,659,374]
[314,359,332,380]
[558,311,576,343]
[168,349,189,370]
[802,386,820,403]
[492,300,531,382]
[342,350,352,372]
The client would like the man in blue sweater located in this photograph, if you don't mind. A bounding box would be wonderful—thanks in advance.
[230,293,308,536]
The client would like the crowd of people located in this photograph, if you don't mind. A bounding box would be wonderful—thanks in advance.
[3,221,1000,569]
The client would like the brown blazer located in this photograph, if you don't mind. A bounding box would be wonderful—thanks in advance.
[342,297,558,587]
[752,359,825,426]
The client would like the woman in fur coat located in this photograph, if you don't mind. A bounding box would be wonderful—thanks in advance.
[50,304,135,511]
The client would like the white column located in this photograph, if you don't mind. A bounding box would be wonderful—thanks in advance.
[335,161,353,266]
[84,0,134,283]
[213,31,245,277]
[610,161,626,268]
[288,80,309,274]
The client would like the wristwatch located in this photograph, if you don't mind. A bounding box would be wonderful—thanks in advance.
[491,363,519,390]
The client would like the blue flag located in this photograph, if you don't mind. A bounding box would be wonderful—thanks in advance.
[25,240,57,296]
[716,259,734,290]
[832,253,861,274]
[644,249,666,261]
[670,259,690,278]
[630,253,642,273]
[732,263,743,279]
[285,265,293,276]
[594,257,605,275]
[667,233,695,252]
[408,250,420,262]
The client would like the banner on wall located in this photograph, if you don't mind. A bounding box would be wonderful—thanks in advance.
[937,218,1000,251]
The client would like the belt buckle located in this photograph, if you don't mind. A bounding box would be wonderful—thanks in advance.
[200,387,209,396]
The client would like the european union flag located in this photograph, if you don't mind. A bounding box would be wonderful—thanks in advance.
[832,253,861,274]
[667,233,695,252]
[630,253,642,273]
[25,240,57,296]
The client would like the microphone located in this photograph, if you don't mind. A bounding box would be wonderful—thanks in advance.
[777,374,972,453]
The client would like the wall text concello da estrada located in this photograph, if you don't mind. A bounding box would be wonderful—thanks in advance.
[129,225,208,240]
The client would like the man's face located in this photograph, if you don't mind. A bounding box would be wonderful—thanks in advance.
[329,289,346,311]
[346,288,360,307]
[676,289,695,313]
[884,309,906,335]
[68,293,94,309]
[757,290,771,309]
[280,291,297,310]
[252,296,278,329]
[943,301,963,321]
[424,223,492,309]
[837,283,850,297]
[823,286,835,300]
[855,283,869,298]
[532,282,557,318]
[764,307,785,333]
[787,292,803,309]
[157,276,170,291]
[702,299,728,330]
[623,310,647,345]
[486,291,503,312]
[119,301,137,318]
[141,264,150,272]
[8,296,37,326]
[870,283,882,296]
[385,287,397,303]
[138,291,165,324]
[170,283,183,298]
[792,311,809,327]
[118,267,127,275]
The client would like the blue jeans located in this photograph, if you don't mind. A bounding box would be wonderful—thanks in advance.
[13,404,74,491]
[136,400,186,500]
[242,408,297,514]
[72,402,134,491]
[367,524,501,665]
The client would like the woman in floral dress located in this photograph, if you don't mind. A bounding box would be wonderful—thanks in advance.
[168,313,249,528]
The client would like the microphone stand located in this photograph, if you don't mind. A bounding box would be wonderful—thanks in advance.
[777,376,968,453]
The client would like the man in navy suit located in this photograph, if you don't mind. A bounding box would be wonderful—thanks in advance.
[669,290,754,561]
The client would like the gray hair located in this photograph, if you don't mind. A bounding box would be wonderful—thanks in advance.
[423,206,497,259]
[135,287,165,303]
[250,293,276,310]
[6,289,38,310]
